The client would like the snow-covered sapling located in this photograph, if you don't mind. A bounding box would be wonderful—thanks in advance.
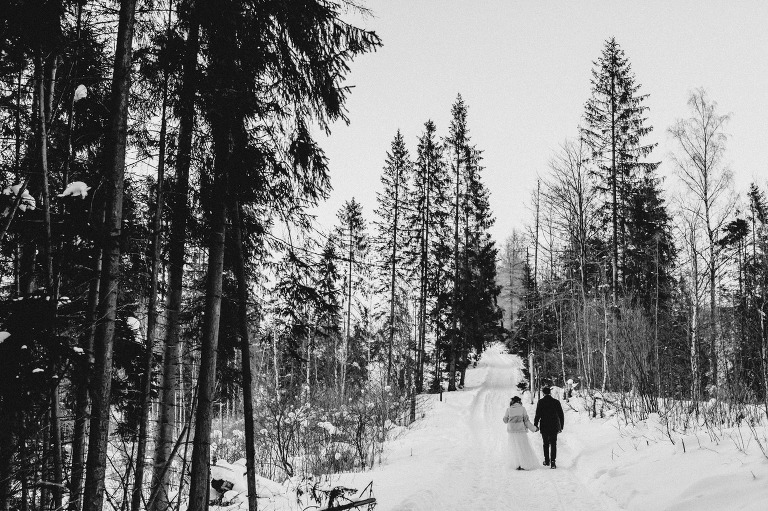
[74,84,88,102]
[57,181,91,198]
[126,316,141,334]
[3,184,36,211]
[19,196,35,211]
[3,184,31,197]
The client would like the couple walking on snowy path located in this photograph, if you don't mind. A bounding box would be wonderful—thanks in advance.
[502,387,565,471]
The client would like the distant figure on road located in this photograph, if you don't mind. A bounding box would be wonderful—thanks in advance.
[502,396,539,470]
[534,386,564,469]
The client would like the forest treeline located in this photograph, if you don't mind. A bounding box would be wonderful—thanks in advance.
[500,38,768,425]
[0,2,503,511]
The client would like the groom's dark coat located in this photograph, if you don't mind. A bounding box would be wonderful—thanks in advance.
[534,394,564,433]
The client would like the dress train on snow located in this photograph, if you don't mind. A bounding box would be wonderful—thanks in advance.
[506,431,540,470]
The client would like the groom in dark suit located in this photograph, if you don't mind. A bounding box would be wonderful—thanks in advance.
[534,386,564,469]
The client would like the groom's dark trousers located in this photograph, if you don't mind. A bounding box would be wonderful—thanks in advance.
[541,431,557,462]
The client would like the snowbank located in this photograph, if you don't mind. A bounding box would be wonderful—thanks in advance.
[566,408,768,510]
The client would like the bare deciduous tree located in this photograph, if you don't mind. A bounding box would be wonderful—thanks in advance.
[669,88,735,390]
[543,138,599,389]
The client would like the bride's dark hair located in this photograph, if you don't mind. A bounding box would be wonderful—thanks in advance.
[509,396,522,405]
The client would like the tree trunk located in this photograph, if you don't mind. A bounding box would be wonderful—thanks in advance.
[14,66,22,177]
[760,303,767,420]
[416,231,427,393]
[82,2,137,510]
[0,412,16,511]
[131,43,171,511]
[531,183,541,402]
[654,237,661,396]
[387,163,401,386]
[709,244,718,389]
[459,201,470,389]
[51,386,64,509]
[60,11,85,501]
[610,72,618,305]
[690,223,700,403]
[150,7,199,510]
[416,156,431,394]
[231,201,259,511]
[36,47,68,511]
[602,280,610,393]
[448,139,461,392]
[35,52,54,297]
[691,294,700,403]
[1,67,27,242]
[62,3,83,188]
[41,415,49,511]
[187,179,227,511]
[186,49,233,505]
[431,264,443,393]
[70,241,102,511]
[343,227,353,397]
[20,424,28,511]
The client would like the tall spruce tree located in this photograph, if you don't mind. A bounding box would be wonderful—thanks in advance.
[462,147,502,355]
[456,147,501,386]
[407,120,447,392]
[581,37,657,303]
[374,131,412,385]
[314,234,343,386]
[335,198,369,397]
[83,3,137,511]
[623,173,675,311]
[150,4,200,509]
[445,94,470,391]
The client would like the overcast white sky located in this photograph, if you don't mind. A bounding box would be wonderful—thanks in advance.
[311,0,768,244]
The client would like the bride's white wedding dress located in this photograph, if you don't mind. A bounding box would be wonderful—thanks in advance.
[503,403,540,470]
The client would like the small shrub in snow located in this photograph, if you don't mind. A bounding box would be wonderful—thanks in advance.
[57,181,91,198]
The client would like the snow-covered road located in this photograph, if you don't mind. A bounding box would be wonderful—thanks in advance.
[215,343,767,510]
[212,342,768,510]
[341,345,617,511]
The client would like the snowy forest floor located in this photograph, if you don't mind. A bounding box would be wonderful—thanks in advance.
[213,344,768,510]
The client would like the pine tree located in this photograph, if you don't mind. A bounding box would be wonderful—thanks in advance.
[445,94,471,391]
[407,120,447,392]
[83,3,138,511]
[150,4,200,509]
[374,131,412,385]
[623,173,675,312]
[458,147,501,385]
[335,198,369,397]
[314,234,343,387]
[131,6,175,510]
[581,37,657,303]
[271,243,321,394]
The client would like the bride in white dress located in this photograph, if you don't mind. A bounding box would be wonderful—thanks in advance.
[502,396,540,470]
